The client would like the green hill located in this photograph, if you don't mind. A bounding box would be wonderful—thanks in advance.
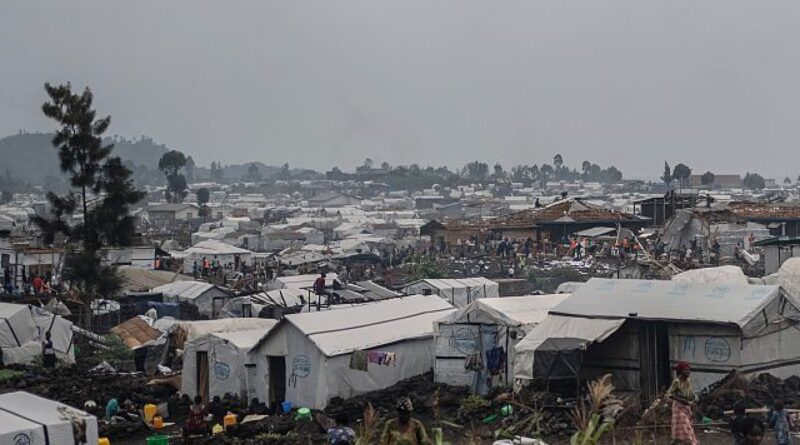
[0,132,170,183]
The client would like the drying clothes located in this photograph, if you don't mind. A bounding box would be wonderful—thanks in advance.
[383,352,397,367]
[350,350,368,371]
[368,351,385,364]
[485,347,506,374]
[464,352,483,372]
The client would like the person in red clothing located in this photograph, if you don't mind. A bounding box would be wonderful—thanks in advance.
[32,274,44,294]
[314,272,328,296]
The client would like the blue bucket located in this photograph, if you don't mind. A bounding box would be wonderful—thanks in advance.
[281,401,293,413]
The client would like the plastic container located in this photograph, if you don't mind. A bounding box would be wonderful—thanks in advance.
[223,412,238,429]
[295,407,312,421]
[500,405,514,417]
[281,401,292,413]
[212,424,224,435]
[152,415,163,430]
[98,439,110,445]
[145,435,168,445]
[143,404,158,424]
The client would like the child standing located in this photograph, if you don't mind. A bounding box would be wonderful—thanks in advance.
[769,401,793,445]
[730,402,747,445]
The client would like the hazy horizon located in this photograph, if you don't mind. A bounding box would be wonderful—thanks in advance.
[3,1,800,181]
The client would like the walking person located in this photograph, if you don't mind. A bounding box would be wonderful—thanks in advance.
[668,361,698,445]
[768,400,793,445]
[42,331,56,368]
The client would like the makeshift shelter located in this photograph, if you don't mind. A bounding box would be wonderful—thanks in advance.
[180,240,253,273]
[117,266,192,294]
[402,277,500,308]
[0,391,99,445]
[514,278,800,403]
[433,294,568,394]
[0,304,74,365]
[661,208,770,256]
[152,281,232,318]
[111,317,163,349]
[672,265,749,285]
[247,295,455,409]
[182,325,277,402]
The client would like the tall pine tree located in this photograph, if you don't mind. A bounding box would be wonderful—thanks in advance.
[34,83,145,302]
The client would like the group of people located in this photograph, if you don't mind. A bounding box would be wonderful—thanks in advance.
[3,265,56,295]
[324,397,432,445]
[669,361,789,445]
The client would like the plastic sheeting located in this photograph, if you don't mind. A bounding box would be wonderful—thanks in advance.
[0,304,74,365]
[402,278,500,308]
[550,278,780,327]
[514,315,625,381]
[0,391,99,445]
[672,266,749,286]
[182,328,275,400]
[282,295,454,356]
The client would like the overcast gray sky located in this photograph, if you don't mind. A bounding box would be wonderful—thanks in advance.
[2,1,800,179]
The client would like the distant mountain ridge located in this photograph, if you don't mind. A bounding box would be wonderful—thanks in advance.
[0,132,171,181]
[0,132,308,186]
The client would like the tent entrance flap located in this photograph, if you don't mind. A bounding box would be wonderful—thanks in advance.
[197,351,209,403]
[268,356,286,405]
[639,322,671,404]
[533,337,585,381]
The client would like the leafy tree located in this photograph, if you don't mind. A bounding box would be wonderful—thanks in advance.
[184,156,196,183]
[784,177,792,185]
[462,161,489,183]
[492,163,506,180]
[539,164,554,182]
[279,163,290,180]
[0,190,11,204]
[210,161,224,183]
[196,187,210,220]
[553,154,564,170]
[672,163,692,185]
[582,160,591,174]
[158,150,187,202]
[34,83,144,304]
[245,163,262,182]
[380,161,391,171]
[661,162,673,186]
[743,172,766,190]
[701,171,716,186]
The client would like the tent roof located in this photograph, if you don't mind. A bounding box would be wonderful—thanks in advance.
[0,303,25,319]
[175,318,278,342]
[551,278,780,327]
[282,295,455,356]
[405,277,498,291]
[442,294,569,327]
[0,391,94,426]
[573,227,616,238]
[672,266,749,286]
[184,240,252,255]
[152,281,225,300]
[210,327,276,349]
[118,266,192,293]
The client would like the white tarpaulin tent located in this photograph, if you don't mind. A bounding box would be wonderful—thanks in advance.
[248,295,455,409]
[181,240,253,273]
[182,325,277,402]
[402,277,500,308]
[267,273,338,291]
[434,294,568,393]
[0,304,74,365]
[514,278,800,400]
[0,391,99,445]
[153,281,232,317]
[672,265,749,286]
